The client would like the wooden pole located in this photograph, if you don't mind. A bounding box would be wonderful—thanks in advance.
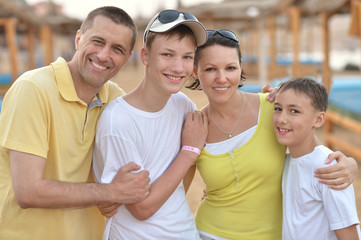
[41,24,53,66]
[289,7,301,78]
[4,18,18,83]
[27,26,36,70]
[321,12,331,92]
[268,16,276,80]
[321,11,333,149]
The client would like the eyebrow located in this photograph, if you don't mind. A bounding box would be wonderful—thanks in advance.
[92,35,128,53]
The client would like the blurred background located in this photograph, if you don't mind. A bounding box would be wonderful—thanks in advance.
[0,0,360,216]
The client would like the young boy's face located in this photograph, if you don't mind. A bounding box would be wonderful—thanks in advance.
[272,88,325,157]
[141,34,196,95]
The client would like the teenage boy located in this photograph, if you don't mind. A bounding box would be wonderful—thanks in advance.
[273,77,361,240]
[92,10,208,239]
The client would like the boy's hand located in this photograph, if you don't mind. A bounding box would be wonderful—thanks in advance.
[181,110,208,158]
[314,151,358,190]
[97,202,122,218]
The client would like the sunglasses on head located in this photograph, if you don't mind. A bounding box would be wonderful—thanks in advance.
[144,10,199,42]
[157,9,198,24]
[207,29,239,42]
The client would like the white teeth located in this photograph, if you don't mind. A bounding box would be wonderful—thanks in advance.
[279,128,290,133]
[92,61,107,70]
[168,75,181,81]
[214,87,227,91]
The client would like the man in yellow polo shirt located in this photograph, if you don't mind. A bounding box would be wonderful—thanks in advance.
[0,6,150,240]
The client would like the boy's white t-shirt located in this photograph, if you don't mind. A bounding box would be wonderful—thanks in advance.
[282,145,361,240]
[93,92,201,240]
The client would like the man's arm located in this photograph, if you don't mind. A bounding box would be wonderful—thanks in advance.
[10,150,150,209]
[334,224,359,240]
[125,110,208,221]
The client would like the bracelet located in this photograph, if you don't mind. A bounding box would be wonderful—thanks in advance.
[181,145,201,155]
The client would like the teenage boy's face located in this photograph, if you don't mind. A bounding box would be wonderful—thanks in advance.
[74,15,133,89]
[142,34,196,95]
[272,88,324,156]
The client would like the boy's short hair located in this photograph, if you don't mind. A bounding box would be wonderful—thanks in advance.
[145,24,196,50]
[278,78,328,112]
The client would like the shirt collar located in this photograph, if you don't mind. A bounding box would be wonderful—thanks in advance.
[51,57,109,105]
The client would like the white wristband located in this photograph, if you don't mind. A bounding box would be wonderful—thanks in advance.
[181,145,201,155]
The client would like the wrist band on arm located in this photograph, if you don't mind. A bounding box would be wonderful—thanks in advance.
[181,145,201,156]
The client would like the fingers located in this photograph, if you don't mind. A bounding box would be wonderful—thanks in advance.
[261,83,273,93]
[97,202,122,218]
[328,182,351,190]
[119,162,141,173]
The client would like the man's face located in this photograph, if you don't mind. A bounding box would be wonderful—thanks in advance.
[74,15,133,89]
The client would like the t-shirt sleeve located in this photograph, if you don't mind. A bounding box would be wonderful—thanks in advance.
[315,157,360,230]
[0,80,48,158]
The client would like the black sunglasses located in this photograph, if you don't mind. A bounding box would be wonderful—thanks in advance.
[157,10,198,24]
[207,29,239,42]
[144,10,198,42]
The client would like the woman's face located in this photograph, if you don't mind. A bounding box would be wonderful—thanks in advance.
[194,44,242,104]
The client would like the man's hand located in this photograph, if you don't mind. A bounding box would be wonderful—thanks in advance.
[314,151,358,190]
[110,162,151,204]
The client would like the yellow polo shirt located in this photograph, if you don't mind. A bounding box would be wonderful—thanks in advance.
[0,57,124,240]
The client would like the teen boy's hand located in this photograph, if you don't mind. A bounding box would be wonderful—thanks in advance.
[181,110,208,160]
[314,151,358,190]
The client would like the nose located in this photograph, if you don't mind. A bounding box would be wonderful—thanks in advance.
[215,70,227,84]
[278,111,288,124]
[97,46,111,62]
[170,57,185,73]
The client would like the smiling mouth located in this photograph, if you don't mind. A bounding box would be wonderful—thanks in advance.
[90,59,108,71]
[278,127,291,134]
[166,75,183,83]
[214,87,228,91]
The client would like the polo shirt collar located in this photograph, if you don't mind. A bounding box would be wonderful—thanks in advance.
[51,57,109,105]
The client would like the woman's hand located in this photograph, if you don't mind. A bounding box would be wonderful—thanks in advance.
[314,151,358,190]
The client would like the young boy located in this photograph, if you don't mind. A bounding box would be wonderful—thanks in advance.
[273,77,361,240]
[92,10,208,239]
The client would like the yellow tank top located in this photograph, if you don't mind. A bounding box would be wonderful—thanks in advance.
[195,93,286,240]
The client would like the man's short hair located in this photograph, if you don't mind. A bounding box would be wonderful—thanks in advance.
[80,6,137,51]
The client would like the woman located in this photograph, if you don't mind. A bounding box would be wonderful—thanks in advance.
[186,29,357,240]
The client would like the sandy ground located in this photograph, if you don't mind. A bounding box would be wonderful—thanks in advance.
[112,64,361,218]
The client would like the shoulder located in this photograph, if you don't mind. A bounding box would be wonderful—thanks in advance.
[310,145,334,169]
[170,92,196,109]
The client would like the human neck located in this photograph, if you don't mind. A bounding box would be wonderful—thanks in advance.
[68,62,100,105]
[124,78,171,112]
[289,135,321,158]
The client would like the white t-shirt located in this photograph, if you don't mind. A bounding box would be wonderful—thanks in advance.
[93,92,200,240]
[282,145,361,240]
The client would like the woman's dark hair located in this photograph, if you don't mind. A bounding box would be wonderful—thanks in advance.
[186,32,246,90]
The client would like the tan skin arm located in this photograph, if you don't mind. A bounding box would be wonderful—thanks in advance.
[315,151,358,190]
[184,165,197,194]
[10,150,150,209]
[334,224,359,240]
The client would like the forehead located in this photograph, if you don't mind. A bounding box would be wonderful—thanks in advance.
[150,34,196,51]
[83,15,133,51]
